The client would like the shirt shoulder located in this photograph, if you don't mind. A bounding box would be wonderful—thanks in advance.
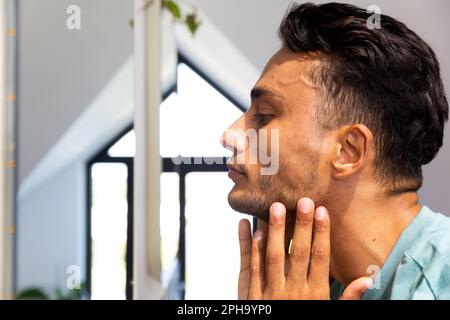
[391,207,450,299]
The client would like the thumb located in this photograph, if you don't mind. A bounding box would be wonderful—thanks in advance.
[339,277,373,300]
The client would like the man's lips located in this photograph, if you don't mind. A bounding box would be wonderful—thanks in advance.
[227,164,245,181]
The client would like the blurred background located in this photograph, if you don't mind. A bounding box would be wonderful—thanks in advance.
[0,0,448,300]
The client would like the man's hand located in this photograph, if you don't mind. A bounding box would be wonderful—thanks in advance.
[238,197,372,300]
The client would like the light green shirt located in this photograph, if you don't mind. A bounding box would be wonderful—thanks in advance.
[331,205,450,300]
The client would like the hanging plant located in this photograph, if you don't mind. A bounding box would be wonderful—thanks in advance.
[129,0,201,36]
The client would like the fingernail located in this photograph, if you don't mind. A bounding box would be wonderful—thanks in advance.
[315,207,327,220]
[254,230,265,249]
[299,197,313,213]
[254,230,263,240]
[272,202,283,215]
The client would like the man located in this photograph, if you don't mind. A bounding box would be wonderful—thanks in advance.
[221,2,450,300]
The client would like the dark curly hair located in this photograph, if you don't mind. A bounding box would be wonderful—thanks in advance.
[279,2,448,192]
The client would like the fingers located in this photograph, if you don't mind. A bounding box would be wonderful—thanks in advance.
[265,202,286,292]
[238,219,252,269]
[248,230,266,299]
[307,206,331,290]
[339,277,373,300]
[287,197,314,285]
[238,219,252,299]
[241,198,334,300]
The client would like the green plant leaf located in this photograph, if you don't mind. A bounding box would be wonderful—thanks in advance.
[129,1,201,36]
[55,281,85,300]
[16,287,49,300]
[55,287,65,300]
[162,0,181,19]
[185,13,201,35]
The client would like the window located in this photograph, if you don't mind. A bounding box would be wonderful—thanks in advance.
[90,163,128,300]
[185,172,248,299]
[87,56,251,300]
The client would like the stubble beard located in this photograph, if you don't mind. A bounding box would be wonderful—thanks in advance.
[228,162,319,237]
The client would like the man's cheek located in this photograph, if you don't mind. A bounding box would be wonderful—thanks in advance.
[256,127,281,176]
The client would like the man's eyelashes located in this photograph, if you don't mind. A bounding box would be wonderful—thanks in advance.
[253,113,273,127]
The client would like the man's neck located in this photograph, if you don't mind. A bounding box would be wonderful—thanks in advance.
[327,189,421,287]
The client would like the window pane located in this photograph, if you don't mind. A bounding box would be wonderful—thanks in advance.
[160,172,180,288]
[90,163,128,300]
[108,130,135,157]
[185,172,252,299]
[160,93,181,157]
[108,64,244,158]
[177,63,243,157]
[107,92,180,158]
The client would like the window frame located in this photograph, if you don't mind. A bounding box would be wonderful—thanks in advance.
[86,53,246,300]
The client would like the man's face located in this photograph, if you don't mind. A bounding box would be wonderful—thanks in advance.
[221,49,329,225]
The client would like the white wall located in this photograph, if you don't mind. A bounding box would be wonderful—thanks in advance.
[18,0,133,184]
[17,161,86,296]
[16,0,133,297]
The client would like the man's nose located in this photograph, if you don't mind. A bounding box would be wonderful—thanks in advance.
[220,115,247,154]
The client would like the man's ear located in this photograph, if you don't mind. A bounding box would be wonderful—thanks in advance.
[331,124,373,179]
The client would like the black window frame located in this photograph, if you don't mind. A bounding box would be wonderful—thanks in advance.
[86,53,246,300]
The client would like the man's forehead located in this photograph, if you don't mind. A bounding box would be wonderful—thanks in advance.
[256,48,323,91]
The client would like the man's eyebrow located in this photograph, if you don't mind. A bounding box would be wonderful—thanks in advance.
[250,87,284,101]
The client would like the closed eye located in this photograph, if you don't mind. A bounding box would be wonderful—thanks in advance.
[254,113,273,127]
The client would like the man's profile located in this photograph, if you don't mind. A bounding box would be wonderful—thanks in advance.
[221,2,450,300]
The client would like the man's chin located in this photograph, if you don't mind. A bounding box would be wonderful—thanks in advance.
[227,189,270,222]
